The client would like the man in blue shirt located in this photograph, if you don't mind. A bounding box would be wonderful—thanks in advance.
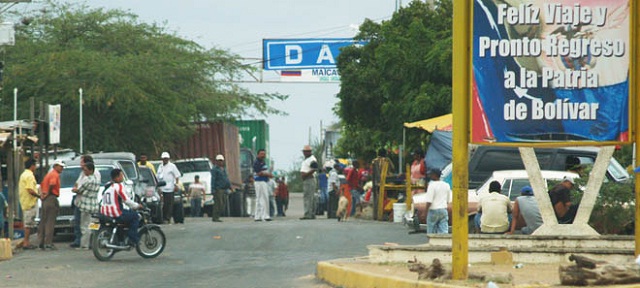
[253,149,273,221]
[211,154,231,222]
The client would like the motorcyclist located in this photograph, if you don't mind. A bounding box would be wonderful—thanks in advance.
[100,168,143,246]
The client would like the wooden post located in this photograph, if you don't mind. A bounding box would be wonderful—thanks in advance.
[377,161,388,221]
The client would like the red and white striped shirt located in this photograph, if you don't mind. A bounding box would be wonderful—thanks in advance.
[100,183,139,217]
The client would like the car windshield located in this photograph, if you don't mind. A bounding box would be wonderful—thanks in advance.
[175,161,210,173]
[139,168,156,186]
[60,166,114,188]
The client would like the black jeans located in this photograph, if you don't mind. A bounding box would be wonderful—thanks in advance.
[162,192,174,222]
[327,190,339,219]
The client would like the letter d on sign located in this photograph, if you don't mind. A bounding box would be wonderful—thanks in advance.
[285,45,303,64]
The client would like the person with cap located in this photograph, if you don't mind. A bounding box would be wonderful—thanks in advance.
[478,181,512,234]
[424,168,452,234]
[507,186,543,235]
[38,159,65,250]
[210,154,231,222]
[253,149,273,221]
[549,176,578,224]
[300,145,318,220]
[156,152,182,224]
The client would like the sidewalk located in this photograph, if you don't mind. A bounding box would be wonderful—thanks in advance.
[316,255,640,288]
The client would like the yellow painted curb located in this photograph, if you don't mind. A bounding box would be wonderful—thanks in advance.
[316,261,464,288]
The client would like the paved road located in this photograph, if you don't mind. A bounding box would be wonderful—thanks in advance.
[1,193,426,288]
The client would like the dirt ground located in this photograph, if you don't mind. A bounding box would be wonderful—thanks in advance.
[334,260,565,287]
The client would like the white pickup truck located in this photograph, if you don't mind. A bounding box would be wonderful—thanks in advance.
[173,158,213,216]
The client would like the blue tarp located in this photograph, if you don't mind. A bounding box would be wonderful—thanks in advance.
[425,130,452,172]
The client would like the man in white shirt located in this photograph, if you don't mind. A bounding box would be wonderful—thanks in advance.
[156,152,182,224]
[327,163,340,219]
[424,169,452,234]
[299,145,318,220]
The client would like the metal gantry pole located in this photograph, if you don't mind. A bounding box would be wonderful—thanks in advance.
[79,88,83,154]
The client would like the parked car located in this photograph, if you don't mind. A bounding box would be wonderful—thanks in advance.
[36,152,145,234]
[173,158,213,217]
[138,166,165,224]
[36,158,134,234]
[465,146,628,189]
[409,170,580,233]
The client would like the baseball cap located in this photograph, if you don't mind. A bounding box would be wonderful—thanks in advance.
[563,176,575,185]
[215,154,225,161]
[161,152,170,159]
[520,186,533,196]
[53,159,66,168]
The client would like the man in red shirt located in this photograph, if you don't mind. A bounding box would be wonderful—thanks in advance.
[38,160,65,250]
[346,160,362,216]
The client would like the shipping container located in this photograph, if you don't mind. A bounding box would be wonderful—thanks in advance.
[235,120,270,164]
[173,122,242,188]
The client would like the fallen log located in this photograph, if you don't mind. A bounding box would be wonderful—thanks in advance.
[560,254,640,286]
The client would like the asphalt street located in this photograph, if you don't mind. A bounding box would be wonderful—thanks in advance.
[0,193,427,288]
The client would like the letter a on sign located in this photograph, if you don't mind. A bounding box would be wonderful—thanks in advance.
[285,45,303,64]
[316,44,335,64]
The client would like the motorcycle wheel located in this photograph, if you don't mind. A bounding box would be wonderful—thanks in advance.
[136,226,166,258]
[92,228,116,261]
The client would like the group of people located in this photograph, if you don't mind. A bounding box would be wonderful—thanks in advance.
[18,155,142,251]
[476,176,578,235]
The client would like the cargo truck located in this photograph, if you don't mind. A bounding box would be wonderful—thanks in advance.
[235,120,270,164]
[173,122,243,217]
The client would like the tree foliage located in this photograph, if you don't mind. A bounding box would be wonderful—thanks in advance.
[335,0,453,158]
[4,1,286,156]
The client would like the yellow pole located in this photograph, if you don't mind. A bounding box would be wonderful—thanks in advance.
[633,0,640,257]
[405,164,412,211]
[451,0,471,280]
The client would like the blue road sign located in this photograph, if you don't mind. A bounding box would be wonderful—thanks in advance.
[262,38,365,70]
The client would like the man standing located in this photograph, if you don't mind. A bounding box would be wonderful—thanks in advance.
[157,152,181,224]
[253,149,272,222]
[549,176,577,224]
[18,159,39,249]
[38,160,65,250]
[71,155,100,248]
[75,162,100,249]
[478,181,512,233]
[300,145,318,220]
[211,154,231,222]
[327,163,341,219]
[188,175,206,217]
[424,169,452,234]
[138,152,156,174]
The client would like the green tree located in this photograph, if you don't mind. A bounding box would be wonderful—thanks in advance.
[5,2,285,156]
[335,0,452,158]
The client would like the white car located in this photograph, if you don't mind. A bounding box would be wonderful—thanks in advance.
[473,170,580,201]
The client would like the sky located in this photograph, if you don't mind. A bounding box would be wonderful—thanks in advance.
[23,0,399,170]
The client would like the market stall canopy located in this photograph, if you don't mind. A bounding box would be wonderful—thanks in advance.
[403,113,452,132]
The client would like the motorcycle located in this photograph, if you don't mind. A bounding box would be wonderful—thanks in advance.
[89,206,166,261]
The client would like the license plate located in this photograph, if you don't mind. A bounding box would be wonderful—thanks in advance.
[88,223,101,230]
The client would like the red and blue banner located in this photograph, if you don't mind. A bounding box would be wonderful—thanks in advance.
[471,0,631,144]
